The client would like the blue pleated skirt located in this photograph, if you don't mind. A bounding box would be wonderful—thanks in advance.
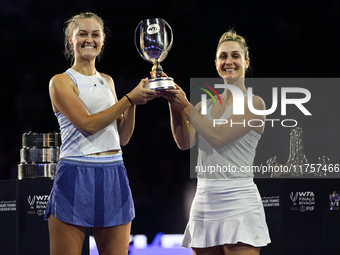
[44,154,135,227]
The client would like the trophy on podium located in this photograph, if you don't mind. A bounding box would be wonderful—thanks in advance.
[134,18,176,90]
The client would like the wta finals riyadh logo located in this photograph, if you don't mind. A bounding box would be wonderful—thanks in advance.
[27,195,36,209]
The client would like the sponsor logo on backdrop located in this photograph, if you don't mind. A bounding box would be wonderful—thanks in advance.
[26,195,49,216]
[290,191,315,212]
[329,191,339,211]
[262,196,280,207]
[27,195,36,209]
[0,200,16,212]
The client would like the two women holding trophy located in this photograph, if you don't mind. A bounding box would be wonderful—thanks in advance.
[45,12,270,255]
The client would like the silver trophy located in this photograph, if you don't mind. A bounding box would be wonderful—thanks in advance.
[135,18,175,90]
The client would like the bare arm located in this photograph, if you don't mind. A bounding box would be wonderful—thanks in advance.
[153,72,196,150]
[167,102,197,150]
[49,73,156,136]
[116,102,135,146]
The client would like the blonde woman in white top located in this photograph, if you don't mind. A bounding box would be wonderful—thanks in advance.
[45,12,158,255]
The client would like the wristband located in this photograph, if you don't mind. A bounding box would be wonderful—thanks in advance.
[125,94,134,106]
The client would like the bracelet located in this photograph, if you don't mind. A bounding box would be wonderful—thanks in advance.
[125,94,134,106]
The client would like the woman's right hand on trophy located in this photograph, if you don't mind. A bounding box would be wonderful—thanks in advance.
[162,84,190,111]
[126,78,159,105]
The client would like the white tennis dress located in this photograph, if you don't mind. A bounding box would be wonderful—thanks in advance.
[181,94,271,248]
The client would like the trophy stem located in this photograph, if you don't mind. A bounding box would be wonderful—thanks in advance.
[152,60,163,78]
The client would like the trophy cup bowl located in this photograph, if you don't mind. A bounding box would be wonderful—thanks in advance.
[135,18,176,90]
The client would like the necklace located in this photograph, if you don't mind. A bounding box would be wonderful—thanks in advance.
[83,73,105,86]
[83,72,97,86]
[72,67,98,86]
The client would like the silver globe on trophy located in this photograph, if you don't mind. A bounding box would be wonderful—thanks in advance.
[134,18,176,90]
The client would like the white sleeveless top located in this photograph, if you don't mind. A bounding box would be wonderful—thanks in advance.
[196,92,261,179]
[57,68,121,158]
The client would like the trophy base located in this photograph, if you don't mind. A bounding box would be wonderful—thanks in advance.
[18,163,57,180]
[145,77,176,90]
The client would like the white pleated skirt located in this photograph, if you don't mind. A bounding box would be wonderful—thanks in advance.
[181,178,271,248]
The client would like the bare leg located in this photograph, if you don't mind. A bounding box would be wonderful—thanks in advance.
[192,245,225,255]
[48,215,87,255]
[223,242,260,255]
[92,221,131,255]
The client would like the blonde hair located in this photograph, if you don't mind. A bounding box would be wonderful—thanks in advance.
[64,12,106,64]
[216,29,249,60]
